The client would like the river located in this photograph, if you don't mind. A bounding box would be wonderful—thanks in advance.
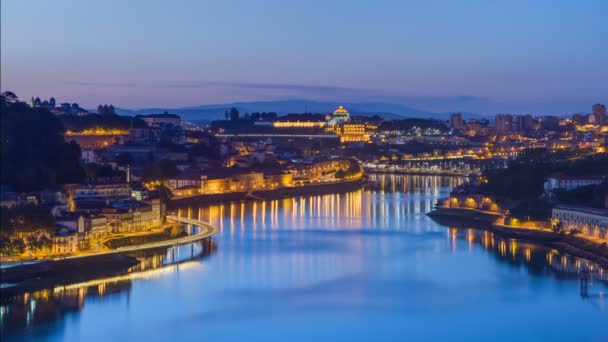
[1,174,607,341]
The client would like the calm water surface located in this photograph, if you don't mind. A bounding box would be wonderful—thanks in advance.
[2,175,607,341]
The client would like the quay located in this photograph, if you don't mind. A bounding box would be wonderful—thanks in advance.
[0,217,218,293]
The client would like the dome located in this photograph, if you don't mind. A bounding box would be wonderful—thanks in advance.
[333,105,349,115]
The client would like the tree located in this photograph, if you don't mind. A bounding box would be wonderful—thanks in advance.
[229,107,240,121]
[1,91,18,103]
[0,237,26,256]
[1,92,85,191]
[26,235,39,255]
[141,159,178,181]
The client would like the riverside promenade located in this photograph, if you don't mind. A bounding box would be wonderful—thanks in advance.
[1,216,218,293]
[428,205,608,267]
[58,216,217,260]
[1,216,217,268]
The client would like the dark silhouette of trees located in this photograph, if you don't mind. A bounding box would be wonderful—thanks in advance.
[1,92,85,191]
[1,91,18,103]
[0,204,56,235]
[229,107,240,121]
[141,159,178,181]
[97,104,116,115]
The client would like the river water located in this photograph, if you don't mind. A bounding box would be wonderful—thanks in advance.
[2,174,607,341]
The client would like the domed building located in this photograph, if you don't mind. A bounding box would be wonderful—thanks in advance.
[327,105,350,125]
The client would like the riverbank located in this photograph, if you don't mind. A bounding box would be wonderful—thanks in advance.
[428,207,608,268]
[168,178,366,208]
[0,217,218,296]
[365,169,476,177]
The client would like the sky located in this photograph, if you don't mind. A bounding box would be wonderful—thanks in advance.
[1,0,607,114]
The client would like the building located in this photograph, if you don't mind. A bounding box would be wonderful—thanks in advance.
[450,113,464,129]
[100,198,162,233]
[52,227,79,255]
[273,120,325,128]
[589,104,606,125]
[324,122,377,143]
[264,171,294,189]
[593,103,607,116]
[544,174,605,193]
[29,96,55,110]
[494,114,513,132]
[73,183,131,199]
[552,205,608,238]
[200,176,232,194]
[167,175,202,190]
[326,106,350,125]
[78,214,110,241]
[231,172,265,191]
[137,113,181,127]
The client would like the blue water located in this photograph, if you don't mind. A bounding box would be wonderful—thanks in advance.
[2,174,607,341]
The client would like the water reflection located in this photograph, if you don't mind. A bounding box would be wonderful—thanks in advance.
[447,227,607,284]
[0,239,216,338]
[2,174,607,341]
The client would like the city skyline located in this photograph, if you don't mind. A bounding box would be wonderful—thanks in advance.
[2,0,607,114]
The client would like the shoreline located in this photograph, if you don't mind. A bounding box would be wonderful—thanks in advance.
[365,169,477,177]
[168,178,366,208]
[427,207,608,268]
[0,217,218,296]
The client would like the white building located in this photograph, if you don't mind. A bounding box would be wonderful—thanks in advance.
[544,174,604,193]
[74,183,131,199]
[552,205,608,239]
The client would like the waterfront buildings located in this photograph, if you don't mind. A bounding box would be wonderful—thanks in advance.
[552,205,608,238]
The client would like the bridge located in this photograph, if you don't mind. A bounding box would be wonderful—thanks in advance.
[216,133,339,139]
[364,156,507,176]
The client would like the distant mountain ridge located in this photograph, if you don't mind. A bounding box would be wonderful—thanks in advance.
[112,99,475,122]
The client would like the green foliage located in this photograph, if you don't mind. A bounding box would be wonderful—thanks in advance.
[482,151,608,200]
[480,150,608,219]
[83,163,125,181]
[1,204,56,235]
[141,159,178,181]
[552,181,608,209]
[1,94,85,191]
[0,237,26,256]
[229,107,240,121]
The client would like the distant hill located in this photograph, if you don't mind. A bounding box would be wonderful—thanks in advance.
[113,100,459,122]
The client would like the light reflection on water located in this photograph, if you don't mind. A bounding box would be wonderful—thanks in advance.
[2,174,607,341]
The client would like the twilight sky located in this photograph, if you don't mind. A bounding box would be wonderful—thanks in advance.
[1,0,606,114]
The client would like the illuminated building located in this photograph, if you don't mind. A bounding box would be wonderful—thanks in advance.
[552,205,608,238]
[450,113,464,129]
[272,121,325,128]
[326,105,350,125]
[544,174,605,193]
[136,113,181,127]
[268,106,377,143]
[324,122,377,143]
[494,114,513,132]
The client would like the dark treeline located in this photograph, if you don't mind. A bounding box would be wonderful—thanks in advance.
[480,149,608,219]
[1,92,85,192]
